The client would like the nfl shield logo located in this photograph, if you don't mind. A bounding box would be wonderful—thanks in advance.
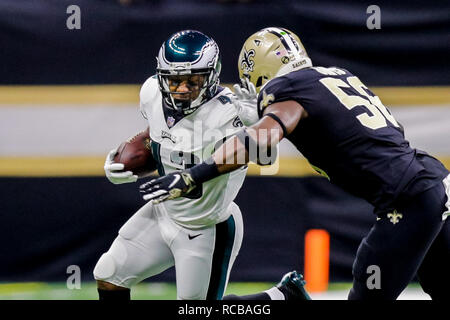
[167,116,175,128]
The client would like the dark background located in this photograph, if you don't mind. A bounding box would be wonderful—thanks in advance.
[0,176,373,282]
[0,0,448,283]
[0,0,449,85]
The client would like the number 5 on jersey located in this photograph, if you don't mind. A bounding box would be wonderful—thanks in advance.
[320,76,399,130]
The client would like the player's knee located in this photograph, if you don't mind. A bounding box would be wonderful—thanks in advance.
[93,252,117,282]
[94,254,131,291]
[351,239,372,283]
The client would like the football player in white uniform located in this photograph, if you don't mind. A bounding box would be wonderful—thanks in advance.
[93,30,247,300]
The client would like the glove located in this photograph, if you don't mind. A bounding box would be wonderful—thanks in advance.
[104,148,138,184]
[232,78,259,126]
[139,171,196,203]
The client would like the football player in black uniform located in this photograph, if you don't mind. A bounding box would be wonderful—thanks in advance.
[140,27,450,300]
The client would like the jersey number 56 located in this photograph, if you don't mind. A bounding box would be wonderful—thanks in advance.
[320,76,399,130]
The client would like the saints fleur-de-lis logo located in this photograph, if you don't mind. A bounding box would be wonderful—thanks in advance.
[260,90,275,110]
[240,48,255,73]
[387,210,403,225]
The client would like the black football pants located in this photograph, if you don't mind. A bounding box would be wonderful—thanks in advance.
[348,180,450,300]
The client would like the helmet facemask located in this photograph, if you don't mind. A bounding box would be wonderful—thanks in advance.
[158,70,214,115]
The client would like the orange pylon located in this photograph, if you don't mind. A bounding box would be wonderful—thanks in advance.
[304,229,330,292]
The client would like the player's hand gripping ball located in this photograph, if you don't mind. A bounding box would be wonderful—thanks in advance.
[104,130,157,184]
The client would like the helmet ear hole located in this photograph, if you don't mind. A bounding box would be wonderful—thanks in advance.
[255,76,268,88]
[255,76,263,88]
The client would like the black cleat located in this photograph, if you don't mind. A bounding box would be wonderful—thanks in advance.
[276,271,311,300]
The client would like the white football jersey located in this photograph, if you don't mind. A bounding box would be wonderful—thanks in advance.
[139,76,247,229]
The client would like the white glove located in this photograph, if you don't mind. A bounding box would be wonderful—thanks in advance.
[104,148,138,184]
[232,78,259,126]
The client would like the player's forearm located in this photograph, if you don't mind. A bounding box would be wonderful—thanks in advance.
[188,136,247,184]
[189,120,283,183]
[212,122,281,170]
[212,136,249,173]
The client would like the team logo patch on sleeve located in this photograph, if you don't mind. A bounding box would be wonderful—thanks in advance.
[260,90,275,109]
[217,95,232,105]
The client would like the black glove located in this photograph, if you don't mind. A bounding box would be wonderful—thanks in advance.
[139,170,196,203]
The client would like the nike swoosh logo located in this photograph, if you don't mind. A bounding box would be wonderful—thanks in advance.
[188,234,202,240]
[169,174,181,188]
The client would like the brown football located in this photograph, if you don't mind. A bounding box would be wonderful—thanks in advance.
[113,129,158,178]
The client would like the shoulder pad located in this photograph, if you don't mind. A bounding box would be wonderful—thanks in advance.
[216,87,233,105]
[140,75,160,105]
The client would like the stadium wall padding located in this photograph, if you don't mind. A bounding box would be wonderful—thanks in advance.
[0,0,449,86]
[0,176,375,283]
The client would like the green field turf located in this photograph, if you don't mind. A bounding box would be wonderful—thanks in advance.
[0,282,272,300]
[0,282,354,300]
[0,282,423,300]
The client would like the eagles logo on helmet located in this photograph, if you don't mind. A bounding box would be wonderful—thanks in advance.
[156,30,222,116]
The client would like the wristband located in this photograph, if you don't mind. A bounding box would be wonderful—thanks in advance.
[188,158,220,184]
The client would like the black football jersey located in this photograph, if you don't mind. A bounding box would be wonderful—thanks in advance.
[257,67,448,212]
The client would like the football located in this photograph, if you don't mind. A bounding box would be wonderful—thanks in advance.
[113,129,158,177]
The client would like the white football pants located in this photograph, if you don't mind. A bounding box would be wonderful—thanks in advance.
[93,201,243,300]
